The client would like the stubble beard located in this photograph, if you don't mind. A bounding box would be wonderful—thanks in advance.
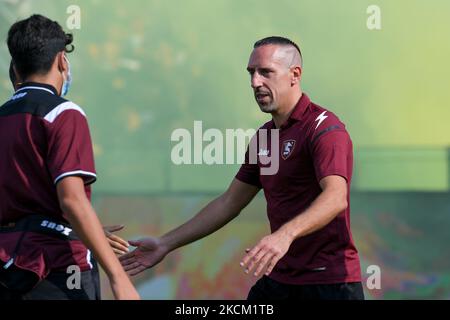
[258,101,277,113]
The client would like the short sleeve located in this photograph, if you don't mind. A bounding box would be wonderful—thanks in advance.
[235,146,262,188]
[45,105,97,185]
[311,129,352,184]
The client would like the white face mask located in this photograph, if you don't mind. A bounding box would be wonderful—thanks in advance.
[61,55,72,96]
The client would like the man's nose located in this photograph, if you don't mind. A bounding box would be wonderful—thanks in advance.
[251,73,262,89]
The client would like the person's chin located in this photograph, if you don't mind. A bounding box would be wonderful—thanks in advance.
[258,103,275,113]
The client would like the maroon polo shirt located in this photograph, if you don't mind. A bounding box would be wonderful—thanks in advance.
[0,82,96,278]
[236,93,361,285]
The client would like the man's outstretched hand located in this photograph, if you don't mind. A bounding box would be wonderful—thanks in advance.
[240,231,292,277]
[119,237,169,276]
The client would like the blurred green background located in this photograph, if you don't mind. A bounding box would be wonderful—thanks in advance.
[0,0,449,299]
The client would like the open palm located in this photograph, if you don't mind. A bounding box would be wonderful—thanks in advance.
[119,237,168,276]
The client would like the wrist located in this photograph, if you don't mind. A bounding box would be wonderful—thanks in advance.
[158,235,173,253]
[277,225,297,243]
[109,270,131,284]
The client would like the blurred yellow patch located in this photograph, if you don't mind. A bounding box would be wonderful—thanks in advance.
[127,110,141,132]
[155,42,173,69]
[112,78,125,89]
[88,44,99,59]
[2,80,11,91]
[191,65,202,77]
[104,42,120,65]
[93,143,103,156]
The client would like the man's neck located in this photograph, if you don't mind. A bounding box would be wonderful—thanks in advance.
[23,73,61,95]
[272,90,303,128]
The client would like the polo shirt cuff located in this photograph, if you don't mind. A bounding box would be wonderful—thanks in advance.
[316,171,349,184]
[54,170,97,185]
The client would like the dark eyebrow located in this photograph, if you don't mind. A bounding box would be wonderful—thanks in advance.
[259,67,272,73]
[246,67,254,73]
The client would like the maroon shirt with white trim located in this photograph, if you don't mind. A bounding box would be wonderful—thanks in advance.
[0,82,96,277]
[236,93,362,285]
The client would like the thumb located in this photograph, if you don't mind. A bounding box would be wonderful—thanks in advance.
[128,239,142,247]
[104,225,125,233]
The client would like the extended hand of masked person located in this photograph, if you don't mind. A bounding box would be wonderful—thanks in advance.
[103,225,129,256]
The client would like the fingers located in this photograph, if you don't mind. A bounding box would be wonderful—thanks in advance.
[108,233,130,248]
[120,254,136,265]
[104,224,125,233]
[127,265,147,276]
[264,254,279,276]
[241,248,278,277]
[104,225,129,255]
[123,260,149,276]
[107,238,129,252]
[241,239,283,277]
[240,246,259,268]
[112,247,127,255]
[243,247,265,274]
[254,251,276,277]
[123,261,141,272]
[128,240,142,247]
[107,239,129,256]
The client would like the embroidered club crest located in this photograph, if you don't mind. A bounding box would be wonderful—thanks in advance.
[281,140,296,160]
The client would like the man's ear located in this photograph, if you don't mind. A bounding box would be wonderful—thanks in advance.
[12,64,20,80]
[57,51,67,73]
[291,66,302,86]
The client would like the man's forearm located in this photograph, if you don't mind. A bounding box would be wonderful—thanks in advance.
[277,188,347,242]
[161,194,241,252]
[61,196,126,279]
[57,177,139,299]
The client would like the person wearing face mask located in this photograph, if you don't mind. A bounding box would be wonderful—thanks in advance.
[6,60,130,301]
[0,14,139,300]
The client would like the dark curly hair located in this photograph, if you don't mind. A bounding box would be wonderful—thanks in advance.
[7,14,74,79]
